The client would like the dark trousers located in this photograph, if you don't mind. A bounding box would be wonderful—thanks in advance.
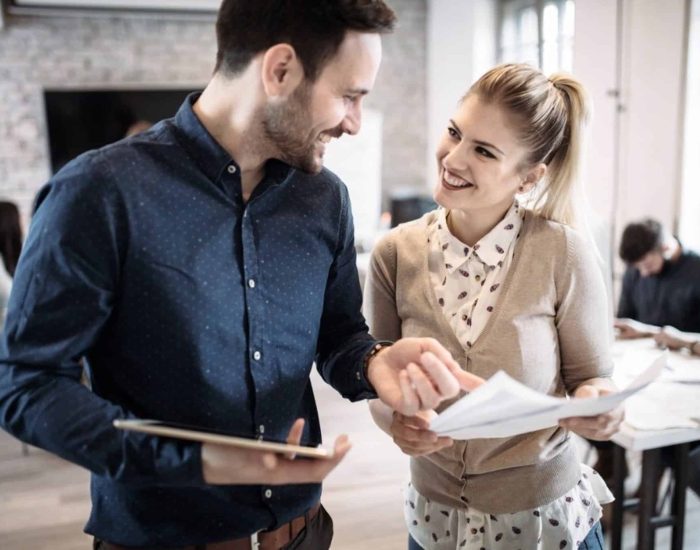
[93,504,333,550]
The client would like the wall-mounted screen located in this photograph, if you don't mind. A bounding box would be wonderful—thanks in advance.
[43,88,196,173]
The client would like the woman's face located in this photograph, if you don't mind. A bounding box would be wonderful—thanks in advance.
[433,94,541,215]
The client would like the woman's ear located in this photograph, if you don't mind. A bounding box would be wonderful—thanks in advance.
[260,44,305,99]
[520,163,547,193]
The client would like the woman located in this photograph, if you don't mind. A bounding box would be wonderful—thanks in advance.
[366,64,623,549]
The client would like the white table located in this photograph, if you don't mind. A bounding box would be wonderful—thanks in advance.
[608,339,700,550]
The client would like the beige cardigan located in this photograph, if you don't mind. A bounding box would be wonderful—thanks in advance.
[364,209,613,514]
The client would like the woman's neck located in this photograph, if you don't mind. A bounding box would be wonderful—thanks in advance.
[446,203,513,247]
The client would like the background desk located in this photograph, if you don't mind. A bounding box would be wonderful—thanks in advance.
[609,339,700,550]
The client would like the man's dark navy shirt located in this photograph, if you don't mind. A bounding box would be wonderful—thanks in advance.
[0,94,378,546]
[618,249,700,332]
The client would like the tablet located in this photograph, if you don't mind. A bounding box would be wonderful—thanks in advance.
[113,419,334,459]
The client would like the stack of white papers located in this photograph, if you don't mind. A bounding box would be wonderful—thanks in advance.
[430,354,666,440]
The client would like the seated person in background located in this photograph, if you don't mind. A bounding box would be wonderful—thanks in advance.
[615,218,700,338]
[596,219,700,510]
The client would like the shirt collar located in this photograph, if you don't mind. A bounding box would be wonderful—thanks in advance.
[173,92,293,187]
[436,201,523,273]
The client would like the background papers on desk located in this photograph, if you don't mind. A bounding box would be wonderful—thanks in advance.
[430,353,665,440]
[624,384,700,430]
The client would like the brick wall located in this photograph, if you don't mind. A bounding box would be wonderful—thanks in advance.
[0,1,427,224]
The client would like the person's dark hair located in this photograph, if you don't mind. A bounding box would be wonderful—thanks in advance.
[619,218,664,264]
[214,0,396,81]
[0,201,23,277]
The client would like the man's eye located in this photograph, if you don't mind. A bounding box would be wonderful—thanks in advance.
[476,146,495,159]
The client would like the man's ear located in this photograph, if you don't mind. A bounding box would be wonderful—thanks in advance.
[260,44,304,99]
[521,163,547,193]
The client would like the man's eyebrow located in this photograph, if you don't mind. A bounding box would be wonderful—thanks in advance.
[346,88,370,95]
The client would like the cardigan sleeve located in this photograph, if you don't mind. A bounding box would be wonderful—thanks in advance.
[555,227,614,393]
[363,233,402,342]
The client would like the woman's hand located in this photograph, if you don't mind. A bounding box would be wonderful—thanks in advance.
[389,409,453,456]
[559,384,624,441]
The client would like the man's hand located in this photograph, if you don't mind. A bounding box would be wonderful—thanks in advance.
[614,319,652,340]
[368,337,484,416]
[654,327,695,351]
[389,409,453,456]
[202,419,351,485]
[559,385,624,441]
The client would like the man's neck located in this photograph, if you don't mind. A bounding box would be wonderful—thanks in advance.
[193,72,272,201]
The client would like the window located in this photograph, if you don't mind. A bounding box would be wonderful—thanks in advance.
[499,0,575,74]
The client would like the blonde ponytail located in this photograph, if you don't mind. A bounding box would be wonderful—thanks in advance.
[533,74,591,228]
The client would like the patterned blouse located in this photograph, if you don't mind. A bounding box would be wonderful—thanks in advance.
[428,202,523,348]
[407,202,614,549]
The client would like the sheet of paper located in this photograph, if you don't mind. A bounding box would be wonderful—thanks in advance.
[430,353,666,440]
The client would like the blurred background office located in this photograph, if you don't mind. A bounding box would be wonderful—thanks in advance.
[0,0,698,548]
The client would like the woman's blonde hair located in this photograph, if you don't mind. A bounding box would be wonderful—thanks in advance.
[466,63,591,227]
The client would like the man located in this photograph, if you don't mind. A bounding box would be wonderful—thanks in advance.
[598,218,700,519]
[0,2,480,548]
[615,217,700,338]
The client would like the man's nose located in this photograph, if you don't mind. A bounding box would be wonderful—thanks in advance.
[341,103,362,136]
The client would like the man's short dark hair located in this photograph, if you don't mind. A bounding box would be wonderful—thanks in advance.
[619,218,664,264]
[214,0,397,81]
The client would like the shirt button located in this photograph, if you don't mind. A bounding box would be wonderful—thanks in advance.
[264,488,272,499]
[259,424,265,434]
[253,350,261,361]
[248,279,256,289]
[227,165,237,174]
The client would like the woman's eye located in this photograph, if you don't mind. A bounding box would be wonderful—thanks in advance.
[476,146,495,159]
[447,127,459,138]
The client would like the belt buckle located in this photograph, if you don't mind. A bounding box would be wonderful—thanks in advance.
[250,530,261,550]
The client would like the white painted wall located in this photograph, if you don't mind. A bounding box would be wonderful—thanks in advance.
[573,0,619,269]
[679,0,700,252]
[616,0,687,234]
[426,0,496,190]
[573,0,689,294]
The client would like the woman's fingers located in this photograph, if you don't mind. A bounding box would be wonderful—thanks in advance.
[390,410,453,456]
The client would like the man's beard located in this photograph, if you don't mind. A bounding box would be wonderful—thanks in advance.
[262,83,339,174]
